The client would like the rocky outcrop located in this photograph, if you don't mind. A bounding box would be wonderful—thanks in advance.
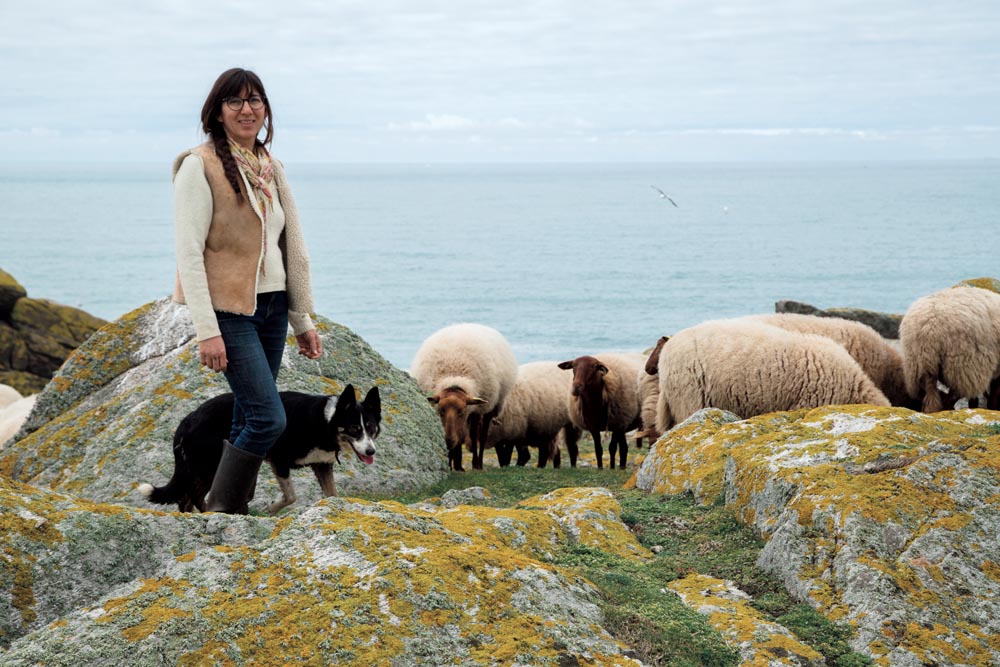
[633,406,1000,667]
[956,276,1000,294]
[0,268,106,395]
[0,297,448,508]
[0,478,646,666]
[775,300,902,339]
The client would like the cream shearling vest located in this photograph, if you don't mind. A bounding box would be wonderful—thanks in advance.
[172,143,314,329]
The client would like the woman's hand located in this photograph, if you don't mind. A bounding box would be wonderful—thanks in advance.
[297,329,323,359]
[199,336,228,372]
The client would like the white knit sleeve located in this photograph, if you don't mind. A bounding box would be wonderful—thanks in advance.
[173,154,221,341]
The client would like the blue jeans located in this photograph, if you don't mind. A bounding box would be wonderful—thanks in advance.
[216,291,289,457]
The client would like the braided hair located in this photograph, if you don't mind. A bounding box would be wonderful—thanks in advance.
[200,68,273,204]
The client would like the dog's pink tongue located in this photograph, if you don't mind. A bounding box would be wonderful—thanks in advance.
[359,454,375,465]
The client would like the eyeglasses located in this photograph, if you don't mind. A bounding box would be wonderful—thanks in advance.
[223,95,265,111]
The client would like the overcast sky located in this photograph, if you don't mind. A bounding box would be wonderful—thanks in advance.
[4,0,999,163]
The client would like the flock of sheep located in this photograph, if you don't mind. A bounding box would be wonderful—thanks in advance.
[410,285,1000,471]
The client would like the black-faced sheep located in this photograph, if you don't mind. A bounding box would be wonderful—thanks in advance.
[411,323,518,471]
[900,286,1000,412]
[747,313,913,407]
[654,319,891,432]
[557,353,644,469]
[486,361,581,468]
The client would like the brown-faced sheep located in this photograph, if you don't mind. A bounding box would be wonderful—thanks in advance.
[654,319,890,432]
[747,313,912,407]
[411,323,518,470]
[486,361,581,468]
[900,286,1000,412]
[558,353,644,469]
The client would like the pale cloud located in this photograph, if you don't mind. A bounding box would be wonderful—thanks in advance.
[2,0,998,161]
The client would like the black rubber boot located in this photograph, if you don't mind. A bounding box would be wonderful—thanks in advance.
[206,440,264,514]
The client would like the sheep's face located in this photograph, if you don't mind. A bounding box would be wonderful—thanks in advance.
[558,356,609,398]
[427,388,488,450]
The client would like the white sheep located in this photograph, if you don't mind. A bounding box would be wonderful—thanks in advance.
[558,352,645,469]
[0,394,37,449]
[655,319,891,432]
[486,361,580,468]
[746,313,912,407]
[411,323,518,470]
[900,286,1000,412]
[0,384,22,410]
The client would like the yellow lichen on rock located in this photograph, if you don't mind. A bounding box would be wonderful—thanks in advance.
[516,487,650,562]
[668,573,824,667]
[1,485,644,666]
[634,404,1000,667]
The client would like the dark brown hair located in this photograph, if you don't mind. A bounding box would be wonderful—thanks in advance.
[200,68,273,203]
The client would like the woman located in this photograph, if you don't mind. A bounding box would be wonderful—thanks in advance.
[172,68,322,514]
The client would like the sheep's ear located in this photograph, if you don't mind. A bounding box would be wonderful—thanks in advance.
[557,360,574,370]
[467,396,489,406]
[596,364,609,375]
[427,395,440,405]
[645,336,669,375]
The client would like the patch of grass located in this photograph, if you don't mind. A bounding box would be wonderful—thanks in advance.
[555,544,739,667]
[384,465,631,507]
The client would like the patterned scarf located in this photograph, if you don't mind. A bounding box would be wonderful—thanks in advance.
[228,138,274,223]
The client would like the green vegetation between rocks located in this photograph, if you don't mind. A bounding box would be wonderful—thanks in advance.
[363,456,872,667]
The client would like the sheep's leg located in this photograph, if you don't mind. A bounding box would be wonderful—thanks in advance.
[565,427,580,468]
[536,440,550,468]
[551,440,562,468]
[617,430,628,468]
[477,408,500,470]
[608,431,618,469]
[515,444,531,466]
[968,396,980,409]
[468,414,483,469]
[495,442,512,466]
[450,445,465,472]
[988,377,1000,411]
[311,463,336,497]
[922,375,944,413]
[591,429,604,469]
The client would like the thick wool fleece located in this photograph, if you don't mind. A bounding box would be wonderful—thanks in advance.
[410,323,518,416]
[172,143,314,341]
[487,361,576,446]
[900,286,1000,400]
[655,319,890,432]
[747,313,909,406]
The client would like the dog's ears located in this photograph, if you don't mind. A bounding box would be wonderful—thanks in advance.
[340,384,357,404]
[363,386,381,415]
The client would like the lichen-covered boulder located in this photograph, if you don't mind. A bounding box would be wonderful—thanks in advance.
[0,269,26,317]
[0,475,274,648]
[1,482,646,666]
[775,300,901,339]
[668,574,825,667]
[955,276,1000,294]
[0,271,106,395]
[627,408,742,500]
[632,405,1000,667]
[0,298,448,508]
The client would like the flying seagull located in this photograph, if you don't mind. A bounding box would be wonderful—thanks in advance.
[650,185,678,207]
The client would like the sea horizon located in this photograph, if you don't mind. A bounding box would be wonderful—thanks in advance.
[4,159,998,369]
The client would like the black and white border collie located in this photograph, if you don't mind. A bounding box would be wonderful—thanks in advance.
[139,384,381,515]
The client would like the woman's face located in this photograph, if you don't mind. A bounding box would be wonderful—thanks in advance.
[218,87,266,149]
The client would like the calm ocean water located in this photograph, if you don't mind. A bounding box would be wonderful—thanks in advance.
[2,161,998,369]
